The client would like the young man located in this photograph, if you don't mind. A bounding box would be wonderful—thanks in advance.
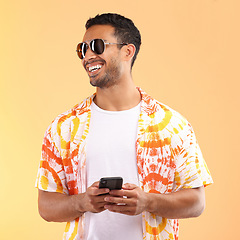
[36,13,213,240]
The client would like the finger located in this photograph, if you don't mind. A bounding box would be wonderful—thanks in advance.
[96,194,111,203]
[104,196,135,206]
[89,197,109,211]
[104,204,136,215]
[122,183,138,190]
[109,189,137,198]
[90,187,110,196]
[92,193,118,205]
[91,205,106,213]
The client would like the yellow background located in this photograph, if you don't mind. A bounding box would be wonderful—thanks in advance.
[1,0,239,239]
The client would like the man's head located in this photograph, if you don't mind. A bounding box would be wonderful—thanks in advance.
[78,13,141,89]
[85,13,141,68]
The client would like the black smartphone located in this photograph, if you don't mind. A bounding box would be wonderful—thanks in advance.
[99,177,123,190]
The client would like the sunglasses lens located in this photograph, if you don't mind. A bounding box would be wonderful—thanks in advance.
[92,39,105,55]
[76,43,82,59]
[82,43,88,59]
[76,43,85,59]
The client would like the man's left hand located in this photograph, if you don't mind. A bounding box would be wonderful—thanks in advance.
[103,183,148,215]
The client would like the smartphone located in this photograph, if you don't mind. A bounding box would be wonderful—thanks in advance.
[99,177,123,190]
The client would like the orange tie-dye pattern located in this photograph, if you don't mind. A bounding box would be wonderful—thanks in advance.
[36,88,213,239]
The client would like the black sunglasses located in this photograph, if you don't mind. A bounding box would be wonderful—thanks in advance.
[76,38,127,59]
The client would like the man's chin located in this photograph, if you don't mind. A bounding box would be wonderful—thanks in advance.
[89,74,99,86]
[89,79,102,88]
[89,75,100,86]
[90,81,98,87]
[89,78,112,89]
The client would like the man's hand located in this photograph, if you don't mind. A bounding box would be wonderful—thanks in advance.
[80,181,110,213]
[103,183,148,215]
[103,183,205,219]
[38,181,109,222]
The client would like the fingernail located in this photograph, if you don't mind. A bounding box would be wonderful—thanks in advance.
[104,197,109,201]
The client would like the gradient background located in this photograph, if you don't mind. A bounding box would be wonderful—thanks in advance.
[1,0,239,239]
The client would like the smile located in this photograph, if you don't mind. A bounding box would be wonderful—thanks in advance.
[88,64,103,73]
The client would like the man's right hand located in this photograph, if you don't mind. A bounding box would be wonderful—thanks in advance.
[38,181,110,222]
[79,181,110,213]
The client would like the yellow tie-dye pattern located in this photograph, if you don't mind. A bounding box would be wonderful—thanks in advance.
[71,117,80,142]
[64,222,70,233]
[174,171,181,187]
[145,218,167,234]
[61,140,69,150]
[40,175,49,190]
[204,161,211,176]
[69,220,78,240]
[146,110,172,132]
[169,233,174,239]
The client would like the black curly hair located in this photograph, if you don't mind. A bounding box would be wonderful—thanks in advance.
[85,13,141,68]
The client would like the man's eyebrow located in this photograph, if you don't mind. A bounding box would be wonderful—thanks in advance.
[82,38,108,43]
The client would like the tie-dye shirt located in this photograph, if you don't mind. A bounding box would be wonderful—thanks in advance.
[36,88,213,240]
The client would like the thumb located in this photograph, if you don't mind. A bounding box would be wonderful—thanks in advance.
[91,181,100,188]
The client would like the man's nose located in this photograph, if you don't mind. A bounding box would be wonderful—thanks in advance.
[84,46,97,61]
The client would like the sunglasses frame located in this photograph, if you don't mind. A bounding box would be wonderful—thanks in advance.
[76,38,127,59]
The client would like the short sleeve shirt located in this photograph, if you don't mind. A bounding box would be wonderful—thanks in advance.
[36,88,213,240]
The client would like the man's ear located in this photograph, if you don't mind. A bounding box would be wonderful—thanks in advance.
[122,44,136,62]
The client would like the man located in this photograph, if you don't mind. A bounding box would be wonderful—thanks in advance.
[36,13,213,240]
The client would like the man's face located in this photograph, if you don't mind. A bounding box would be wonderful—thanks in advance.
[81,25,123,89]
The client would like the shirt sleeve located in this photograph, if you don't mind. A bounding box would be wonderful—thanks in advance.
[172,122,213,191]
[35,125,69,194]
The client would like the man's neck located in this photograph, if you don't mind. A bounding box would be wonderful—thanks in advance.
[93,81,141,111]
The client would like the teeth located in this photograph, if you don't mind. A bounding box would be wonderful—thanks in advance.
[88,65,102,72]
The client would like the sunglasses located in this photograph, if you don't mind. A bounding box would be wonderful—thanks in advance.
[76,38,127,59]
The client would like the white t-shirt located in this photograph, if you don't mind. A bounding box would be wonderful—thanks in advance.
[84,101,143,240]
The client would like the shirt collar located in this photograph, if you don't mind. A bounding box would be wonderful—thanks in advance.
[74,87,159,116]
